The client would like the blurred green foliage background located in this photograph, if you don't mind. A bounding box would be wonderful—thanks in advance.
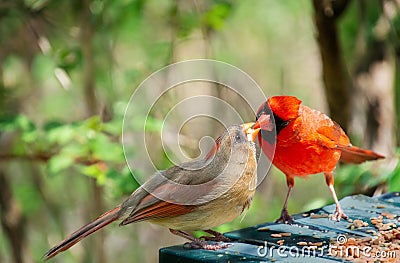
[0,0,399,262]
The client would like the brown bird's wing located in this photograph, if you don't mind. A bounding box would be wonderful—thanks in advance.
[119,177,197,225]
[120,158,228,225]
[123,200,195,223]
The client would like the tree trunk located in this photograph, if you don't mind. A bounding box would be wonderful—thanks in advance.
[81,1,105,262]
[0,170,29,263]
[351,0,396,156]
[312,0,351,130]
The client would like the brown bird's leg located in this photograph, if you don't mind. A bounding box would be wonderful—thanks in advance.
[200,229,231,242]
[169,229,229,250]
[324,172,348,221]
[276,175,295,224]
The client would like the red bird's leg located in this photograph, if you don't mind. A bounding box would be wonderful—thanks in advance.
[169,229,229,250]
[200,229,231,242]
[324,172,348,221]
[276,175,295,224]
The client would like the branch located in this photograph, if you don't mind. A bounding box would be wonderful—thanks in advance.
[0,152,103,166]
[0,153,51,162]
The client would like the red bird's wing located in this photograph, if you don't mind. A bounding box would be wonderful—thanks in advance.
[300,106,350,149]
[306,107,384,164]
[316,121,350,149]
[315,124,347,149]
[314,116,384,163]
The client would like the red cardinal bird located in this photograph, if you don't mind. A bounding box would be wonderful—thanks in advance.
[43,123,260,260]
[255,96,384,223]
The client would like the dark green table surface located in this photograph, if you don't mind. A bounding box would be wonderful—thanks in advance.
[159,192,400,262]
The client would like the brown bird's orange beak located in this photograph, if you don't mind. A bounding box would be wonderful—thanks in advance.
[242,122,261,142]
[253,114,273,132]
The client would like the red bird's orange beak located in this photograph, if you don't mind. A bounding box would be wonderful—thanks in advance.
[242,122,261,142]
[253,114,273,132]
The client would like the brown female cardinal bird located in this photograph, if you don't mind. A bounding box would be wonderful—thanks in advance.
[43,123,260,260]
[255,96,384,223]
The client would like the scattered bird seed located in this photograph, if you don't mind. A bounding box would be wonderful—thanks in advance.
[310,213,329,219]
[257,226,270,232]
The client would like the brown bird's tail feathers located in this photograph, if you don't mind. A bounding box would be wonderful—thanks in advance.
[43,206,121,260]
[339,145,384,164]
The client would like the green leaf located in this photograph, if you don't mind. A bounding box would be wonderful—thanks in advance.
[178,11,199,37]
[81,164,107,185]
[83,116,103,131]
[106,167,140,197]
[86,132,123,162]
[0,115,20,131]
[43,120,64,131]
[103,118,122,135]
[18,116,35,132]
[48,154,74,174]
[388,161,400,192]
[203,2,232,30]
[56,47,81,72]
[0,115,37,143]
[21,129,38,144]
[47,125,76,145]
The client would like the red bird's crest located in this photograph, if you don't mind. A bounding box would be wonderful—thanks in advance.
[267,96,301,120]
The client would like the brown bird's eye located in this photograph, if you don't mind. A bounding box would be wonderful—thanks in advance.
[235,134,241,141]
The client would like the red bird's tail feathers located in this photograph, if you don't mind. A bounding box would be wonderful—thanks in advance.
[43,206,121,260]
[339,145,384,164]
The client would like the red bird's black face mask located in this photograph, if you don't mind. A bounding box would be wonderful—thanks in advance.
[256,103,290,145]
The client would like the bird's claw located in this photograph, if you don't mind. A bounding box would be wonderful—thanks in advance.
[200,235,231,242]
[183,241,230,250]
[275,209,295,224]
[330,207,348,221]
